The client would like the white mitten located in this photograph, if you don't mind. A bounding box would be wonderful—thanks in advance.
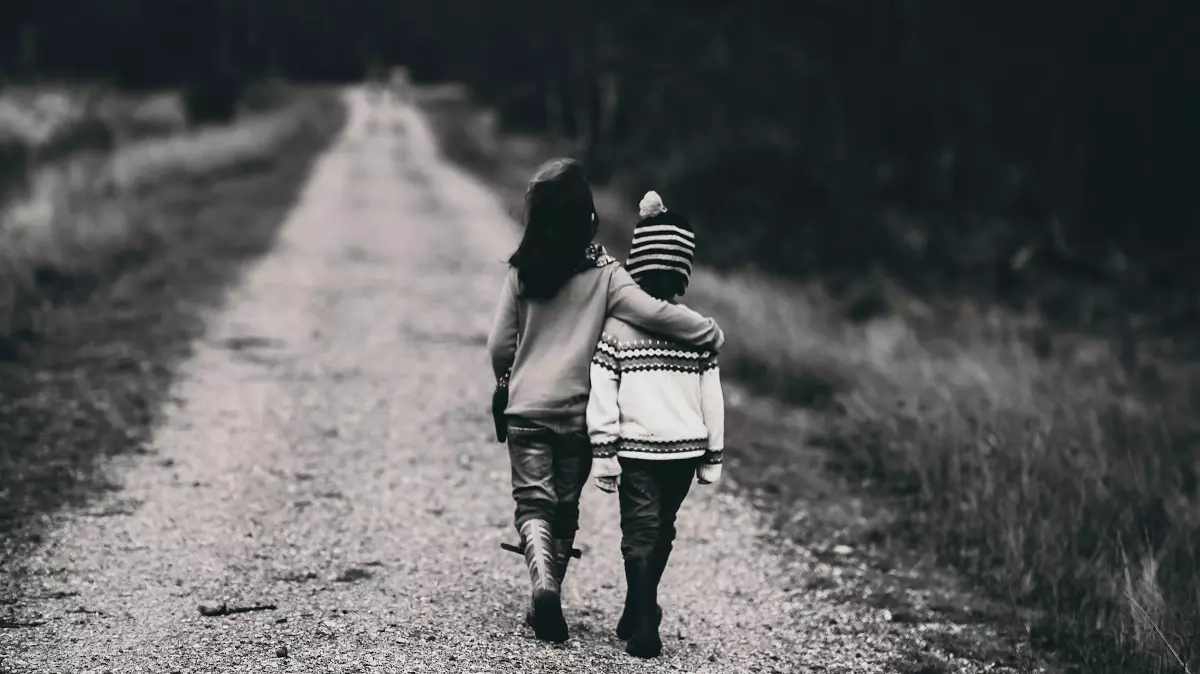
[696,462,722,485]
[593,456,622,493]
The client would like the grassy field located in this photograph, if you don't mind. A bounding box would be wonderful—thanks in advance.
[416,85,1199,673]
[0,86,345,567]
[0,86,329,341]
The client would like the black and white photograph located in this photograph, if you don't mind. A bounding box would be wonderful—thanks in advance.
[0,2,1197,672]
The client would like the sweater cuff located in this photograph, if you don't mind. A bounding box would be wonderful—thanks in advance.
[703,449,723,464]
[592,441,619,458]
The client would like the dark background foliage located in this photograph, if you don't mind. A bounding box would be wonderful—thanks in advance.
[5,0,1197,320]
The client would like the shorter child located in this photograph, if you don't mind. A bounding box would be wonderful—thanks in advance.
[586,191,724,659]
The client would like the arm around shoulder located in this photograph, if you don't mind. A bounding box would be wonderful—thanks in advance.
[606,265,724,349]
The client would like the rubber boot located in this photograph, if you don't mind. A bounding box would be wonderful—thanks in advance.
[527,536,576,628]
[616,553,663,640]
[552,536,575,586]
[519,519,568,643]
[624,557,663,658]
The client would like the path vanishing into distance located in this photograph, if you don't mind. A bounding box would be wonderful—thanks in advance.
[0,88,1045,674]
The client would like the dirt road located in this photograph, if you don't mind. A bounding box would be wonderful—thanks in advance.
[0,88,1024,674]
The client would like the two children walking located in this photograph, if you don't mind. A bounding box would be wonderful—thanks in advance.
[486,159,725,658]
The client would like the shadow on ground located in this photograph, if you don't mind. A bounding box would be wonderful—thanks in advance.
[0,93,346,578]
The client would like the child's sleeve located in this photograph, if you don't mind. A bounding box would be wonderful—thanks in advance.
[607,266,724,350]
[700,352,724,464]
[586,335,622,458]
[486,271,519,381]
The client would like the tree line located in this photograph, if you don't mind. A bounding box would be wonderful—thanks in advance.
[5,0,1198,313]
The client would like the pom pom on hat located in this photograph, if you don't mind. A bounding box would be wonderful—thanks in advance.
[627,190,694,283]
[639,191,667,218]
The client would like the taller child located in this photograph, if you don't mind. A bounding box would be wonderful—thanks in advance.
[487,159,724,643]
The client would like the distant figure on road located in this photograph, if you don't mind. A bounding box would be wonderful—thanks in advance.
[587,191,725,658]
[486,159,724,644]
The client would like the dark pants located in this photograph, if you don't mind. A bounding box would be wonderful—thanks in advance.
[507,416,593,538]
[618,457,699,560]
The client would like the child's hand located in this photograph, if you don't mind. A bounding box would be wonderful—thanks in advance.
[696,462,722,485]
[708,325,725,351]
[592,456,621,493]
[595,476,619,493]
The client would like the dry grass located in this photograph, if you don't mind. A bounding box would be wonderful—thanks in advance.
[0,86,187,158]
[0,94,326,341]
[102,110,301,189]
[0,86,101,145]
[417,87,1200,673]
[691,275,1198,672]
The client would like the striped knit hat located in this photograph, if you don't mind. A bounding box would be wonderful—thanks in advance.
[625,191,695,283]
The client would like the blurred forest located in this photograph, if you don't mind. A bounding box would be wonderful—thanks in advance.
[3,0,1199,327]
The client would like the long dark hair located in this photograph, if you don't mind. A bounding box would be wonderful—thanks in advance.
[508,158,599,300]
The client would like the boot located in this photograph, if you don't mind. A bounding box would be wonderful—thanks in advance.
[616,550,665,640]
[519,519,568,643]
[526,536,575,628]
[624,557,662,658]
[552,536,575,586]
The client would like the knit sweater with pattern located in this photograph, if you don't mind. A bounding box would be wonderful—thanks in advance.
[586,314,724,464]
